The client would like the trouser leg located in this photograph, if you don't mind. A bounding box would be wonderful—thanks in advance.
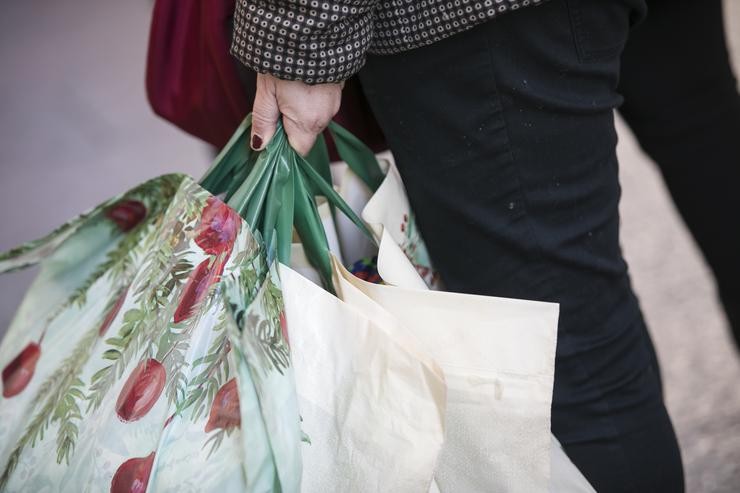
[619,0,740,350]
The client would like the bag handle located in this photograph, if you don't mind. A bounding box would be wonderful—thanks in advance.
[200,114,256,200]
[221,118,375,290]
[200,116,386,198]
[327,121,385,192]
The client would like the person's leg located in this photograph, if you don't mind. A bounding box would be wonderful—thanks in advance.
[359,0,684,491]
[619,0,740,349]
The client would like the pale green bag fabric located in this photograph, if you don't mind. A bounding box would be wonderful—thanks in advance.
[0,178,303,492]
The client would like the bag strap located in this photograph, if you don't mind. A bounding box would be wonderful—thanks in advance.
[200,115,386,198]
[200,114,255,199]
[222,118,375,290]
[327,121,385,192]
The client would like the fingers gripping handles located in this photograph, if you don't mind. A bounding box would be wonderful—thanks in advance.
[200,116,382,290]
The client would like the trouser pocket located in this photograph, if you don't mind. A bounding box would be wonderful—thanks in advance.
[566,0,646,62]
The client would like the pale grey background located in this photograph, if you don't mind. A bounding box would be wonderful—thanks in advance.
[1,1,739,491]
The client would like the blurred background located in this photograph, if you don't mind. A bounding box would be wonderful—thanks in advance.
[0,1,739,491]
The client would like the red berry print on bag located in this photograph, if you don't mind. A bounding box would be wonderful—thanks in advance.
[110,452,155,493]
[173,256,227,324]
[194,197,240,256]
[279,312,289,347]
[99,287,129,336]
[401,213,409,233]
[205,378,241,433]
[115,358,166,422]
[2,342,41,398]
[106,200,147,232]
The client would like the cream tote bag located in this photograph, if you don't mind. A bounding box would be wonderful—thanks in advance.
[333,158,596,492]
[279,263,446,492]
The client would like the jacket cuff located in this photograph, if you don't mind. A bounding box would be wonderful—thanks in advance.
[231,0,375,85]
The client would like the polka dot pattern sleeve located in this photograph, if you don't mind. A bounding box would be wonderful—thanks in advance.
[231,0,378,85]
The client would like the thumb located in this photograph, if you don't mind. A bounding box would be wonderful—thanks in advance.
[251,74,280,151]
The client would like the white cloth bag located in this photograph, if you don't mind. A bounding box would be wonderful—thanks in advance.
[279,263,447,492]
[332,250,559,492]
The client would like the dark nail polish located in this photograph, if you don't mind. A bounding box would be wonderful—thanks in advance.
[251,134,263,150]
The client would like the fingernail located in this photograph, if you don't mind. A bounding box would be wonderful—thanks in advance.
[251,134,263,150]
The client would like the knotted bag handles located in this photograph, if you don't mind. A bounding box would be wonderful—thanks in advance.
[199,115,383,290]
[200,116,385,199]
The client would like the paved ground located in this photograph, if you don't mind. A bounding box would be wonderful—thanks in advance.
[0,1,739,491]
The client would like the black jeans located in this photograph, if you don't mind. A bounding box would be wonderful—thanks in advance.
[620,0,740,351]
[359,0,684,491]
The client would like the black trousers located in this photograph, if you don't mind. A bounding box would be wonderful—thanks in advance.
[358,0,689,491]
[619,0,740,350]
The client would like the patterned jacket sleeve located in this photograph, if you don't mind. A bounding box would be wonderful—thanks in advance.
[231,0,379,85]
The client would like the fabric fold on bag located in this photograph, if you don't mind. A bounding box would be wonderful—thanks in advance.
[278,263,446,492]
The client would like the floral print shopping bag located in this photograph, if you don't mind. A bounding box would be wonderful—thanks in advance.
[0,174,301,492]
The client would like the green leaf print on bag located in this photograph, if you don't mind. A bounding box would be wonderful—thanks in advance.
[0,177,191,491]
[1,316,108,488]
[180,309,233,425]
[227,264,290,380]
[85,180,209,415]
[1,176,181,403]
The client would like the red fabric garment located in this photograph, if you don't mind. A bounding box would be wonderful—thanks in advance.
[146,0,387,159]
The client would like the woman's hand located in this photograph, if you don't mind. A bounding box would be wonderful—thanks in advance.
[250,73,343,156]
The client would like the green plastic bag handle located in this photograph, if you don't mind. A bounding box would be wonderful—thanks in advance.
[292,168,334,288]
[327,121,385,192]
[216,117,376,291]
[200,116,385,199]
[200,115,254,198]
[304,132,334,196]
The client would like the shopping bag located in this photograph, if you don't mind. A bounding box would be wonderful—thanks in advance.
[333,252,558,492]
[1,113,593,492]
[0,174,302,492]
[278,264,446,492]
[294,124,440,290]
[0,116,365,492]
[146,0,253,149]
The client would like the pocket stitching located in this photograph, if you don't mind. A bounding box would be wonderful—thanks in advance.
[567,0,627,63]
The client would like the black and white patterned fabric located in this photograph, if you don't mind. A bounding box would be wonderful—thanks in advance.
[231,0,547,84]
